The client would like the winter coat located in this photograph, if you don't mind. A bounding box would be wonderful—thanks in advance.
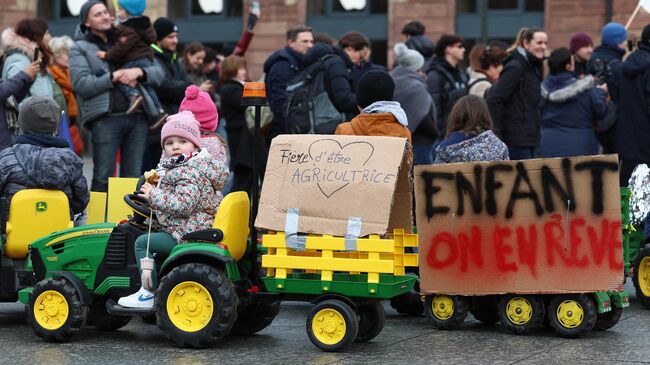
[467,69,492,99]
[104,16,156,64]
[335,101,411,143]
[149,149,229,242]
[0,71,32,149]
[614,44,650,161]
[406,35,435,59]
[0,134,89,219]
[426,57,469,132]
[151,46,193,115]
[302,43,358,119]
[487,48,544,148]
[392,66,438,145]
[69,26,164,127]
[48,64,78,120]
[351,61,386,90]
[1,28,53,99]
[540,73,607,158]
[435,130,509,164]
[263,46,304,137]
[221,80,264,169]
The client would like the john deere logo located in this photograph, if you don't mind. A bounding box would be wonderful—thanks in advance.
[36,201,47,212]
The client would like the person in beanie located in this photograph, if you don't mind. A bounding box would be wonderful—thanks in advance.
[118,111,228,308]
[569,32,593,78]
[69,1,164,192]
[0,96,89,221]
[392,43,437,164]
[95,0,167,128]
[336,70,411,143]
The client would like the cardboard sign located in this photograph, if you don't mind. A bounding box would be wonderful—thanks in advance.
[414,155,624,295]
[255,135,412,237]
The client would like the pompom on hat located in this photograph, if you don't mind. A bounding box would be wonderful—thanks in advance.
[394,42,425,71]
[179,85,218,132]
[160,111,203,149]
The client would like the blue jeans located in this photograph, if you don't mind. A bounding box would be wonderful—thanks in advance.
[413,143,434,166]
[508,146,536,160]
[118,58,163,115]
[91,114,148,192]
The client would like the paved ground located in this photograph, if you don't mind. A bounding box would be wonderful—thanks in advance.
[0,280,648,365]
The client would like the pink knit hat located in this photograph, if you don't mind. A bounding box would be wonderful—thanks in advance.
[160,111,203,149]
[179,85,218,132]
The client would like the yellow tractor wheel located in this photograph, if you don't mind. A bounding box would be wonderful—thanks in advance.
[497,295,545,335]
[424,294,468,330]
[27,278,86,342]
[307,299,359,352]
[547,294,597,338]
[633,248,650,309]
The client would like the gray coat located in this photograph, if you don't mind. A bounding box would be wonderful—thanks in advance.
[1,28,53,100]
[0,137,89,218]
[0,71,32,149]
[69,26,164,126]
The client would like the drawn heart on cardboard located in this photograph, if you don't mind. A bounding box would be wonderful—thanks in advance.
[307,139,374,198]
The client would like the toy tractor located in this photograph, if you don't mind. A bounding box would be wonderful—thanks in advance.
[621,187,650,309]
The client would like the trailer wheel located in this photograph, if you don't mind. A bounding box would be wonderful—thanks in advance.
[425,294,468,330]
[633,247,650,309]
[547,294,596,338]
[307,299,358,352]
[497,295,545,335]
[390,275,423,316]
[594,306,623,331]
[230,298,281,336]
[355,302,385,343]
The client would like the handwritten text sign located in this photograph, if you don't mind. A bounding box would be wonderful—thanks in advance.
[414,155,624,295]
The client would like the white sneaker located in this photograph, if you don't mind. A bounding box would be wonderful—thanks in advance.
[117,286,155,308]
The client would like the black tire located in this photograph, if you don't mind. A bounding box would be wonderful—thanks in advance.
[86,298,131,331]
[141,314,157,324]
[594,306,623,331]
[633,246,650,309]
[306,299,359,352]
[27,278,86,342]
[547,294,597,338]
[497,295,545,335]
[390,276,423,316]
[470,307,499,325]
[230,298,281,335]
[156,263,238,348]
[424,294,468,330]
[355,301,385,343]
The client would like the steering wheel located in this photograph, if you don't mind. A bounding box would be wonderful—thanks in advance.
[124,194,153,219]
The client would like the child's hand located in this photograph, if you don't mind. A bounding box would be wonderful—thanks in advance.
[139,182,154,198]
[96,50,106,59]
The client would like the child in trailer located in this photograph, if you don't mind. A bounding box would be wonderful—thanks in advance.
[118,111,229,308]
[95,0,167,128]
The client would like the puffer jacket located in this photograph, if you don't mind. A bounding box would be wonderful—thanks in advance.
[435,130,509,164]
[0,134,89,218]
[1,28,53,99]
[426,57,469,132]
[104,16,155,64]
[149,149,229,242]
[0,71,32,149]
[69,25,164,127]
[263,46,304,137]
[335,101,411,143]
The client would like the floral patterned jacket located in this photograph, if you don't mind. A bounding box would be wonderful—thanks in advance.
[149,148,229,242]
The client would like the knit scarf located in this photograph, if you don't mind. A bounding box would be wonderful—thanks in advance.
[48,64,78,119]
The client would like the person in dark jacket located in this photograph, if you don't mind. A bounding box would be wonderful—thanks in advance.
[427,34,469,135]
[487,27,547,160]
[264,25,313,139]
[614,24,650,186]
[540,48,608,158]
[0,96,89,220]
[302,42,359,120]
[569,32,593,78]
[588,22,628,155]
[220,55,265,198]
[0,61,38,149]
[400,21,435,64]
[339,31,384,89]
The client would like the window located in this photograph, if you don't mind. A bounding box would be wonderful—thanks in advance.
[38,0,108,20]
[488,0,518,10]
[169,0,243,18]
[308,0,386,16]
[525,0,544,11]
[457,0,478,13]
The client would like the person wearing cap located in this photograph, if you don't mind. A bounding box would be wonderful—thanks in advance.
[69,0,164,193]
[392,43,437,165]
[569,32,593,78]
[614,24,650,186]
[335,70,411,143]
[0,96,89,221]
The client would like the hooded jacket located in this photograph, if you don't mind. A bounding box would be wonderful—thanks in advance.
[302,43,358,119]
[435,130,509,164]
[263,46,304,137]
[1,28,53,99]
[335,101,411,143]
[615,44,650,161]
[104,16,156,64]
[426,57,469,132]
[540,73,607,158]
[149,149,229,242]
[392,66,438,145]
[0,134,89,218]
[151,45,192,115]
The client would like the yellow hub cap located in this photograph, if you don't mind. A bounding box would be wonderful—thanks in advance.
[166,281,214,332]
[506,297,533,325]
[432,295,454,320]
[33,290,69,330]
[311,308,346,345]
[556,300,584,329]
[639,257,650,297]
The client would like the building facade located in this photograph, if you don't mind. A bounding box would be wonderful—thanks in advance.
[1,0,649,79]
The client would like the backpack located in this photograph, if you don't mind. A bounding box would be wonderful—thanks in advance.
[468,77,492,99]
[284,55,345,134]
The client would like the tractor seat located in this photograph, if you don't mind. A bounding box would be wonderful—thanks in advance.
[207,191,250,261]
[4,189,73,259]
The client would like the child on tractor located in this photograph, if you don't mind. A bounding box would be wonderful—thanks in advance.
[118,111,229,308]
[0,95,89,222]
